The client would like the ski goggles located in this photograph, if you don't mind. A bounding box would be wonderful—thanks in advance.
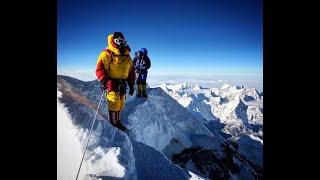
[113,37,127,46]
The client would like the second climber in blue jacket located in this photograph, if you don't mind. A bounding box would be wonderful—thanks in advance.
[133,48,151,97]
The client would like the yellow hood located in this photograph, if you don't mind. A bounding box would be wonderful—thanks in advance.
[107,33,130,55]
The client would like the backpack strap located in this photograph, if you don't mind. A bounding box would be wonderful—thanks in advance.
[104,49,114,63]
[104,49,129,59]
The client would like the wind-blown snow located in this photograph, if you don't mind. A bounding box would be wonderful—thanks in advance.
[86,147,125,178]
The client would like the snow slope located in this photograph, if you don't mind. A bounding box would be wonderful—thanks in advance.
[57,75,262,179]
[122,87,213,152]
[57,76,137,179]
[57,90,86,180]
[132,141,189,179]
[237,135,263,166]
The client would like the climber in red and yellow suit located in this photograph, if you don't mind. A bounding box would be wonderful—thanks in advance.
[96,32,135,131]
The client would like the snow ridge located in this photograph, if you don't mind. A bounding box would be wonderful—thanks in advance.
[57,75,262,179]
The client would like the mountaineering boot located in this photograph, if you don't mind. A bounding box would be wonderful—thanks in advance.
[116,123,128,132]
[109,111,127,131]
[142,84,147,97]
[137,84,142,97]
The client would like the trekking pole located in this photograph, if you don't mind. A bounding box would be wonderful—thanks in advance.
[75,90,104,180]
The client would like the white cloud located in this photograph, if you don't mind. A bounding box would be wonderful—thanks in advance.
[58,69,96,81]
[148,73,263,92]
[57,69,263,92]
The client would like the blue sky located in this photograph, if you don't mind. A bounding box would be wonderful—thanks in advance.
[58,0,262,75]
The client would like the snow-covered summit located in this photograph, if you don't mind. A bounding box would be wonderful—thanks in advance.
[57,75,262,179]
[158,83,263,136]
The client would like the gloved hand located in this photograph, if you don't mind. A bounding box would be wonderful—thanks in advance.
[129,86,134,96]
[100,78,108,90]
